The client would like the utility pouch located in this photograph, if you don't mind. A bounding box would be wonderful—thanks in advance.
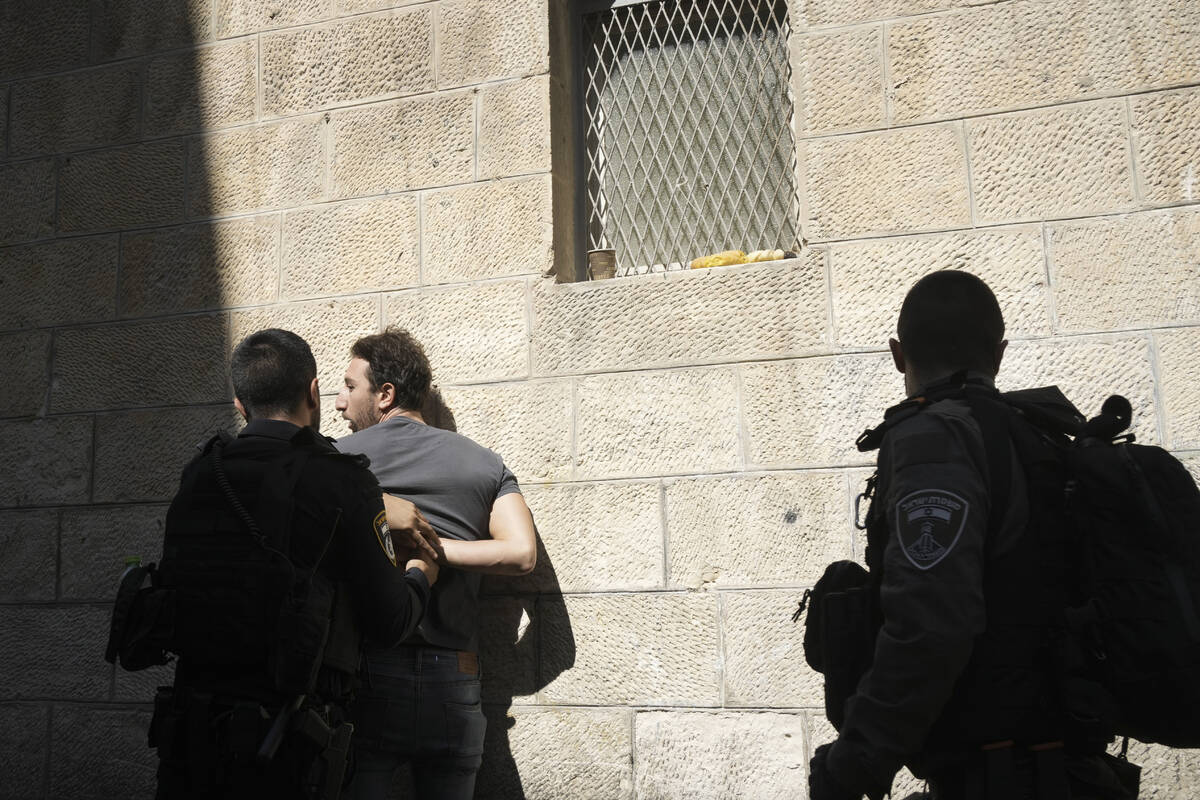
[149,686,180,755]
[274,581,333,696]
[106,563,175,672]
[802,560,878,729]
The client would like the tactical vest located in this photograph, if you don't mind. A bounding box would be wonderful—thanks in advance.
[160,431,362,704]
[860,388,1081,776]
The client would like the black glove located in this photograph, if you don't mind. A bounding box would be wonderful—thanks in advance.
[809,744,861,800]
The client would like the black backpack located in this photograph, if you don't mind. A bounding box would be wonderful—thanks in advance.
[802,385,1200,748]
[1010,391,1200,748]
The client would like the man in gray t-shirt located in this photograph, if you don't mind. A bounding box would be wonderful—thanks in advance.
[334,327,536,800]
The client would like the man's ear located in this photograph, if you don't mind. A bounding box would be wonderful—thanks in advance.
[233,396,249,423]
[377,381,397,413]
[889,338,906,375]
[993,339,1008,375]
[307,377,320,408]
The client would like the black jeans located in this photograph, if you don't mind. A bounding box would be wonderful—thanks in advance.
[347,646,487,800]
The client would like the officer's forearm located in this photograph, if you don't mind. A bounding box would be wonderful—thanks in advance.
[438,537,535,575]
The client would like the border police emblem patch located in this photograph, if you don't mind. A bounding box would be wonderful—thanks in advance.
[374,510,396,566]
[895,489,969,570]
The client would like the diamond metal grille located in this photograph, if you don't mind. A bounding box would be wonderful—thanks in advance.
[582,0,800,274]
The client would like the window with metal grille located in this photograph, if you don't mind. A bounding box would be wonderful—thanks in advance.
[578,0,800,275]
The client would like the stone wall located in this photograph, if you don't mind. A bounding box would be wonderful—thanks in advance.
[0,0,1198,798]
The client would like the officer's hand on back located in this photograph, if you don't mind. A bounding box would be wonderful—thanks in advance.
[384,493,443,563]
[406,553,440,586]
[809,744,862,800]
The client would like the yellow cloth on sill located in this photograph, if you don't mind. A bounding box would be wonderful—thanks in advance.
[689,250,747,269]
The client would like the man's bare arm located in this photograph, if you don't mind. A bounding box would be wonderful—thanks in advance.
[438,492,537,576]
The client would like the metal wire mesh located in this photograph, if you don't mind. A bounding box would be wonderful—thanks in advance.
[581,0,800,275]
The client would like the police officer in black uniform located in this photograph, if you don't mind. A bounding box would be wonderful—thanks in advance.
[148,329,439,799]
[808,272,1134,800]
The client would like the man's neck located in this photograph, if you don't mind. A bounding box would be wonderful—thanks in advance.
[379,407,425,425]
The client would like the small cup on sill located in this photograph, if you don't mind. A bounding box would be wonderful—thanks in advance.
[586,248,617,280]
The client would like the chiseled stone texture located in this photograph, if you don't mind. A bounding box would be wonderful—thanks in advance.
[216,0,329,37]
[479,594,538,704]
[0,329,50,417]
[0,607,111,699]
[93,405,241,503]
[743,354,897,469]
[330,92,474,198]
[576,368,741,480]
[0,237,118,331]
[1156,327,1200,451]
[831,228,1049,347]
[0,0,90,79]
[423,176,553,283]
[146,39,257,136]
[121,216,280,318]
[384,281,527,384]
[10,64,141,156]
[723,590,823,707]
[889,0,1200,123]
[479,706,634,800]
[438,380,573,482]
[262,9,434,116]
[519,481,664,593]
[49,706,156,800]
[666,472,851,589]
[634,711,807,799]
[0,416,93,507]
[339,0,427,12]
[540,593,720,706]
[1117,739,1200,800]
[284,196,419,300]
[0,704,49,799]
[0,158,55,244]
[1051,210,1200,333]
[189,117,325,217]
[1002,335,1159,444]
[479,75,552,179]
[0,510,57,602]
[51,315,229,413]
[0,86,8,157]
[93,0,209,61]
[800,0,952,27]
[803,124,969,240]
[795,27,885,135]
[438,0,550,87]
[532,254,827,376]
[231,297,378,391]
[60,141,187,233]
[968,102,1134,225]
[60,505,167,601]
[1132,88,1200,206]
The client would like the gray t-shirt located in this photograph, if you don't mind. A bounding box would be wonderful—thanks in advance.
[335,416,520,652]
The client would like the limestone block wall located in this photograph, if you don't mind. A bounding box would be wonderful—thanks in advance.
[0,0,1199,798]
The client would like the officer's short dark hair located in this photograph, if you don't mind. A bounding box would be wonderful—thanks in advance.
[230,329,318,419]
[897,271,1005,374]
[350,327,432,412]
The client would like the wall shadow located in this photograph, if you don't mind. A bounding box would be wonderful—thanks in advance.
[474,530,576,800]
[0,2,222,798]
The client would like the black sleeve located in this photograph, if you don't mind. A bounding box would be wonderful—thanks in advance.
[340,471,431,646]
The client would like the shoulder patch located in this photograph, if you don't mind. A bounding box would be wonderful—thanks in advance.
[373,510,396,566]
[895,489,969,570]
